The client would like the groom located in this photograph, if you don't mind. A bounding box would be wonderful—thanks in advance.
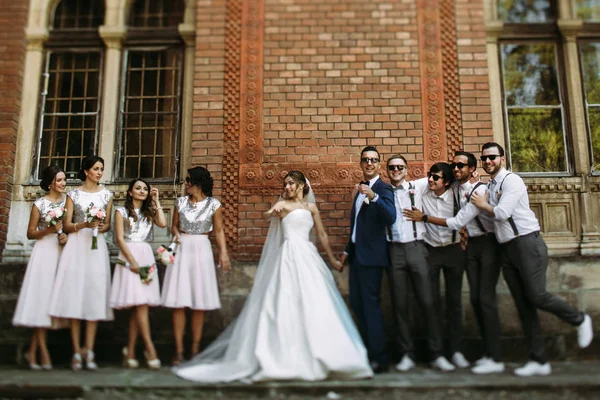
[340,145,396,373]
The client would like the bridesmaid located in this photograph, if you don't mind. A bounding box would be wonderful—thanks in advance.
[12,165,68,370]
[48,155,114,371]
[161,166,231,365]
[109,179,166,369]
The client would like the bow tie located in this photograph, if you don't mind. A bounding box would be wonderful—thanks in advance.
[393,185,405,191]
[359,181,370,186]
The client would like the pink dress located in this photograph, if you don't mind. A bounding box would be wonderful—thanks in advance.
[48,187,114,321]
[109,207,160,308]
[12,197,66,328]
[161,196,221,310]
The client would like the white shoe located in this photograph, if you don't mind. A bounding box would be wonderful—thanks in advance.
[471,360,505,374]
[474,356,491,366]
[431,356,455,372]
[451,352,470,368]
[578,314,593,349]
[514,361,551,377]
[395,355,415,372]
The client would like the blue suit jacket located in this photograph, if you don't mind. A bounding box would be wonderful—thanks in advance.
[344,177,396,267]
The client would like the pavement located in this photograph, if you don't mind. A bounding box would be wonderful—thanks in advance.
[1,361,600,399]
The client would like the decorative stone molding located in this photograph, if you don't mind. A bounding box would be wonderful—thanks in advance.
[24,27,48,50]
[178,22,195,46]
[98,25,127,49]
[558,19,584,42]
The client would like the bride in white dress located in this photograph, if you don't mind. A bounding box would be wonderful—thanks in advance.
[174,170,373,382]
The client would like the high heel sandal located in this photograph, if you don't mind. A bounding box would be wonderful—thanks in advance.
[122,346,139,369]
[24,353,41,370]
[144,351,161,370]
[82,349,98,370]
[171,352,184,366]
[71,353,82,371]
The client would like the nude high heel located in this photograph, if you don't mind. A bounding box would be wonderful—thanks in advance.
[122,346,139,369]
[144,351,161,370]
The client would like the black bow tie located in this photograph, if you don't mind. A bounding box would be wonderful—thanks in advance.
[359,181,369,186]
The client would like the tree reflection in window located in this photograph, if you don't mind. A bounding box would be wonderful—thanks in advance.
[576,0,600,21]
[500,43,567,173]
[579,43,600,172]
[498,0,554,23]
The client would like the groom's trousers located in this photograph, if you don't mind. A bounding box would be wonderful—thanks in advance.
[349,259,388,367]
[387,240,442,361]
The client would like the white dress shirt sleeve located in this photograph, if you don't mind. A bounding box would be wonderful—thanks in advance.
[493,174,526,221]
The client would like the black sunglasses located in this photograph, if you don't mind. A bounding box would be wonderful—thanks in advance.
[427,172,443,182]
[361,157,380,164]
[387,165,406,171]
[185,177,191,183]
[450,162,467,169]
[480,155,500,162]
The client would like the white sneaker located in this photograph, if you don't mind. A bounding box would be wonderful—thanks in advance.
[471,360,505,374]
[514,361,551,377]
[451,352,470,368]
[578,314,593,349]
[474,356,491,366]
[395,355,415,372]
[431,356,455,372]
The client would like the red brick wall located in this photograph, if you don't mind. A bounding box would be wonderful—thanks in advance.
[0,0,28,261]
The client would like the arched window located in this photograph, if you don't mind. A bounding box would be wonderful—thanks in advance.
[116,0,185,180]
[35,0,104,180]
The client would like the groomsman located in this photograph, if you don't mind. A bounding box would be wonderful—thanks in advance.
[340,146,396,373]
[471,142,593,377]
[404,151,504,374]
[403,162,470,369]
[385,155,454,372]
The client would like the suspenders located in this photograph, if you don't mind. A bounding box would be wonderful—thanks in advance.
[409,182,417,240]
[497,173,519,236]
[451,187,459,243]
[466,181,487,233]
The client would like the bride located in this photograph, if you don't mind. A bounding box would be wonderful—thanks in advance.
[174,170,373,382]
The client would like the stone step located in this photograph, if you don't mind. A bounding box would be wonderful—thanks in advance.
[1,362,599,399]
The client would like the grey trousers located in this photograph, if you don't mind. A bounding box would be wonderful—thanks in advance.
[465,233,502,361]
[388,241,442,361]
[501,231,584,363]
[427,243,466,358]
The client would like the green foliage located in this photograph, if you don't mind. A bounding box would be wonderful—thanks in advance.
[576,0,600,20]
[498,0,552,23]
[508,108,566,173]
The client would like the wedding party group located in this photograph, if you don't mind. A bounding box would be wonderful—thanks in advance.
[11,142,595,383]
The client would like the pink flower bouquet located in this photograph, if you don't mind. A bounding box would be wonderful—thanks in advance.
[156,241,177,266]
[84,202,106,249]
[44,204,65,235]
[115,259,157,284]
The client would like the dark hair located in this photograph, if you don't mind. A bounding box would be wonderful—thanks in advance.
[283,170,310,196]
[188,166,213,197]
[360,145,380,159]
[77,155,104,181]
[454,151,477,168]
[125,179,154,222]
[430,162,454,187]
[40,165,65,192]
[387,154,408,167]
[481,142,505,156]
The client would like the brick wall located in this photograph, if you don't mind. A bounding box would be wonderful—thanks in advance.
[0,0,28,262]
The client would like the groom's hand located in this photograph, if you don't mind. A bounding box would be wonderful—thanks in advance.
[338,253,348,271]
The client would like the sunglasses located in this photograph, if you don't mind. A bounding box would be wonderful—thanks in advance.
[185,177,191,183]
[427,172,443,182]
[387,165,406,171]
[450,162,467,169]
[361,157,380,164]
[480,155,500,162]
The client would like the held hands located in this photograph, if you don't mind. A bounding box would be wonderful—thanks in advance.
[52,221,63,234]
[330,259,343,272]
[402,206,424,221]
[336,253,348,272]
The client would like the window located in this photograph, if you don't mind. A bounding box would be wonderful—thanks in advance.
[35,0,104,180]
[116,0,184,181]
[497,0,569,174]
[576,0,600,21]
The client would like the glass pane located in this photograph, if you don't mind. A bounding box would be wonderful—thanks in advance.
[507,108,566,173]
[501,43,560,106]
[587,107,600,171]
[130,0,184,28]
[580,43,600,104]
[53,0,104,30]
[498,0,553,23]
[576,0,600,21]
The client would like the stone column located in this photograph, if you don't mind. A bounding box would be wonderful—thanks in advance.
[178,23,195,178]
[484,21,505,148]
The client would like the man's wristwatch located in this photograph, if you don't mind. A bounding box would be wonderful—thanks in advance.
[422,214,428,223]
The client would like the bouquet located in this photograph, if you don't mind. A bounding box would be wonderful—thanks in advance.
[115,259,157,284]
[84,202,106,250]
[44,204,65,235]
[156,241,178,266]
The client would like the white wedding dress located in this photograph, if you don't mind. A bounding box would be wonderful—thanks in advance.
[174,208,373,382]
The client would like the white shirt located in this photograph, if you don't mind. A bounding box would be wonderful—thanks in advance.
[420,182,460,247]
[388,180,427,243]
[487,168,540,244]
[351,175,381,243]
[446,181,494,237]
